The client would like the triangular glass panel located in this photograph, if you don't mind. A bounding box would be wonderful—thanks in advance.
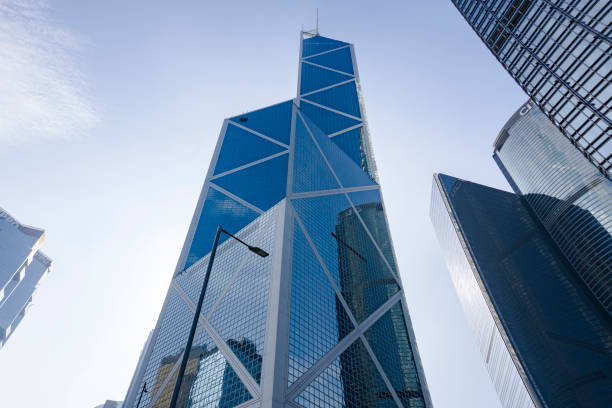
[138,288,197,408]
[185,187,260,269]
[292,193,399,323]
[301,114,376,189]
[229,100,293,146]
[213,153,288,212]
[179,323,254,408]
[302,81,361,118]
[292,114,340,193]
[331,128,364,169]
[213,123,286,176]
[307,46,354,75]
[437,173,460,196]
[364,301,426,407]
[288,221,354,386]
[347,189,399,276]
[300,62,352,95]
[299,100,361,136]
[208,205,277,385]
[294,338,393,407]
[302,35,349,58]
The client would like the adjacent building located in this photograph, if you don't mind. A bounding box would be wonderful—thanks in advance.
[124,31,431,408]
[494,100,612,316]
[430,173,612,408]
[451,0,611,177]
[0,207,52,349]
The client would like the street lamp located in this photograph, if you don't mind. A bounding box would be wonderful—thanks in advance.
[135,382,148,408]
[168,225,268,408]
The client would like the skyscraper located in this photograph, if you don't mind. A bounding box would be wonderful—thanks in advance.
[494,100,612,316]
[124,31,431,408]
[0,206,52,349]
[451,0,611,176]
[430,173,612,408]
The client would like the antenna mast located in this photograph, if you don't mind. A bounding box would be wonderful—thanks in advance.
[316,8,319,34]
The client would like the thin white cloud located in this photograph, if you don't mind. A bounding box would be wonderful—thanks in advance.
[0,0,97,146]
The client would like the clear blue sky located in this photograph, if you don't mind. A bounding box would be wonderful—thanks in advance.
[0,1,526,407]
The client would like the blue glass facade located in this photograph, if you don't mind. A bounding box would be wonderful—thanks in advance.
[451,0,611,177]
[494,100,612,317]
[431,173,612,408]
[125,32,431,408]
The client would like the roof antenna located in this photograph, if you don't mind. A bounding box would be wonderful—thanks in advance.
[316,8,319,35]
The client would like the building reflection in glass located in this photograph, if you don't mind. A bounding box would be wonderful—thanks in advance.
[150,338,262,408]
[431,173,612,408]
[334,201,425,407]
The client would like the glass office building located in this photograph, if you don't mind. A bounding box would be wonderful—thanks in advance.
[430,173,612,408]
[124,32,431,408]
[451,0,611,177]
[494,100,612,317]
[0,207,52,349]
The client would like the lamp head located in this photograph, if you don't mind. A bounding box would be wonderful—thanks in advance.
[248,246,269,258]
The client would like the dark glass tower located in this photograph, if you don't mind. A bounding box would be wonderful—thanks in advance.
[494,100,612,317]
[451,0,611,177]
[430,173,612,408]
[124,31,431,408]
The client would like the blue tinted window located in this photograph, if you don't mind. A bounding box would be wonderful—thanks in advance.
[302,35,348,58]
[184,325,254,407]
[214,123,286,176]
[185,188,260,269]
[331,128,363,169]
[300,62,352,95]
[307,46,354,75]
[301,113,375,189]
[348,189,398,275]
[303,81,361,118]
[364,301,425,407]
[292,193,399,323]
[207,210,276,385]
[229,100,293,146]
[288,221,354,385]
[212,153,288,212]
[295,338,392,407]
[292,115,339,193]
[299,100,361,135]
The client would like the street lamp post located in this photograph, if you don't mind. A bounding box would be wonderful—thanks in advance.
[168,225,268,408]
[135,382,148,408]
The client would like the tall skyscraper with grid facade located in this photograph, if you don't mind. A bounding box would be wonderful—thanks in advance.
[494,100,612,317]
[430,173,612,408]
[451,0,611,178]
[124,32,431,408]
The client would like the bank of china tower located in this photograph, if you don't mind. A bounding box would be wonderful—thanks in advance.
[125,32,431,408]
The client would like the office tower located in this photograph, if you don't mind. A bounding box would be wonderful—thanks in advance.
[451,0,611,176]
[0,207,52,349]
[494,100,612,316]
[124,31,431,408]
[430,173,612,408]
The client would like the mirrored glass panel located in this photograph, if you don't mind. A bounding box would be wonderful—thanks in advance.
[289,221,354,385]
[307,46,354,75]
[213,123,286,176]
[295,338,393,408]
[229,100,293,146]
[303,81,361,118]
[212,153,288,211]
